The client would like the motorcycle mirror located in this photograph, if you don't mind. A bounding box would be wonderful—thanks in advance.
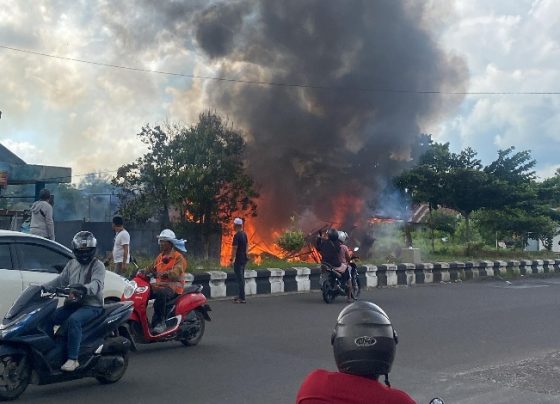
[353,247,359,252]
[429,399,445,404]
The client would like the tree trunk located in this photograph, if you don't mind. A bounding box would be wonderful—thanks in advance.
[429,205,434,253]
[465,213,471,244]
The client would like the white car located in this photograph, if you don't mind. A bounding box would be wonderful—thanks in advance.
[0,230,128,317]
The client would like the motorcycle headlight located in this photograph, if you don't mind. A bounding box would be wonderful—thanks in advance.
[122,280,137,299]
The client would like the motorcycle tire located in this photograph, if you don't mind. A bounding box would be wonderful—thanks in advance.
[0,353,30,401]
[321,283,336,304]
[180,310,205,346]
[95,353,129,385]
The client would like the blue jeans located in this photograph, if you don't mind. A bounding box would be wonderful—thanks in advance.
[50,305,103,360]
[233,262,246,300]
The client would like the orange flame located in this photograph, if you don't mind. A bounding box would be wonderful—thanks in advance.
[220,219,285,266]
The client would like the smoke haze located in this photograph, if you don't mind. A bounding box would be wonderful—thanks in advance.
[188,0,468,231]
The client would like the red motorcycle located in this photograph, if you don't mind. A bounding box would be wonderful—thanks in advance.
[119,270,211,350]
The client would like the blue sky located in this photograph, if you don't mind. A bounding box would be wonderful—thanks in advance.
[0,0,559,181]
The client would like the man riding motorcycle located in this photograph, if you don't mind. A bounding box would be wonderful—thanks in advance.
[148,229,187,334]
[317,228,352,303]
[42,231,105,372]
[296,301,416,403]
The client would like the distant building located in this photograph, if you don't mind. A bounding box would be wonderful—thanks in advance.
[0,143,71,199]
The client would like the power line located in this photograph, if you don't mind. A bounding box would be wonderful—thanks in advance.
[2,44,560,95]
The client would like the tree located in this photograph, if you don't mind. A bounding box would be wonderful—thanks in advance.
[170,112,258,257]
[394,141,455,251]
[113,112,258,258]
[113,124,179,226]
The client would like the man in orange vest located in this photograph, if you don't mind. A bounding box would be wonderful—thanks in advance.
[148,229,187,334]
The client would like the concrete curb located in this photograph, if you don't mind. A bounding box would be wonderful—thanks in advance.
[188,259,560,299]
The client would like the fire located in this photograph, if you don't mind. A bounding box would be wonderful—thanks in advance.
[329,194,365,228]
[220,219,285,266]
[368,217,402,225]
[219,194,370,267]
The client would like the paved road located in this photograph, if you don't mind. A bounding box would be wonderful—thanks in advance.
[21,277,560,403]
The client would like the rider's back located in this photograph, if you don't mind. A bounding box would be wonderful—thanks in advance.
[296,369,415,404]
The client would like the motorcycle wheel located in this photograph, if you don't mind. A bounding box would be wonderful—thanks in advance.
[180,311,205,347]
[0,353,30,401]
[95,353,129,385]
[321,283,336,304]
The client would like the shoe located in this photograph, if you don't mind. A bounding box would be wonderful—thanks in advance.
[346,297,354,303]
[233,298,246,304]
[153,323,166,334]
[61,359,79,372]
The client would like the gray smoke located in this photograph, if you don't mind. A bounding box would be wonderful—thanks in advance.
[188,0,468,232]
[100,0,467,233]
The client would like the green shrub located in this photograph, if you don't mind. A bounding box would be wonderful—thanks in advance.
[276,230,306,255]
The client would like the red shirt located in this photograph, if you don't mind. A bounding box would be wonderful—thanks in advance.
[296,370,416,404]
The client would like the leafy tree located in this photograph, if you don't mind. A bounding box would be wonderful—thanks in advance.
[394,141,454,251]
[113,112,258,258]
[113,124,179,226]
[170,112,258,257]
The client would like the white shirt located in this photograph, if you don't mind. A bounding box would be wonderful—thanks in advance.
[112,229,130,263]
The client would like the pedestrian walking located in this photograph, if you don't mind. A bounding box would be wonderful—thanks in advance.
[230,217,249,303]
[106,215,130,276]
[30,188,55,240]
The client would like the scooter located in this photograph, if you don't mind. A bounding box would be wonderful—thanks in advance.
[320,251,361,304]
[0,285,133,401]
[119,270,211,350]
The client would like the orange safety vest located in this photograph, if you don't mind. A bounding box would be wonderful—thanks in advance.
[153,250,187,294]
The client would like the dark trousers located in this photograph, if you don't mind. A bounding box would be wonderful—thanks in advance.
[49,305,103,360]
[234,261,246,300]
[151,287,177,326]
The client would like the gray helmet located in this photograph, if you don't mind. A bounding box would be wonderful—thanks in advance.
[71,231,97,265]
[331,301,398,381]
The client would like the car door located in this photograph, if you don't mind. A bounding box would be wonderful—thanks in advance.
[0,242,23,317]
[16,242,72,289]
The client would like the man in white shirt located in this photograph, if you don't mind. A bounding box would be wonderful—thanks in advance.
[109,215,130,275]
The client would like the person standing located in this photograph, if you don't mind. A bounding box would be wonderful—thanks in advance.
[109,215,130,276]
[30,188,55,241]
[230,217,248,304]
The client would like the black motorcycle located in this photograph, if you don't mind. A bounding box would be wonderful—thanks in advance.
[320,258,361,304]
[0,285,133,401]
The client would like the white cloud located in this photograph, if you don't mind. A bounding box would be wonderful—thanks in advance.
[432,0,560,176]
[0,139,44,163]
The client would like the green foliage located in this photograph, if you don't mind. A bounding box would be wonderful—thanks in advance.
[113,111,259,258]
[428,210,459,235]
[276,230,306,255]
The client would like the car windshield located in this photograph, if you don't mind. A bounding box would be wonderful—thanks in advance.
[4,285,43,321]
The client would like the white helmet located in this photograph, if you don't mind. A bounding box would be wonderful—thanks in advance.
[338,231,348,242]
[157,229,176,242]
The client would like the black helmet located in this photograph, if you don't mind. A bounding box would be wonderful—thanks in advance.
[331,301,398,382]
[71,231,97,265]
[327,228,339,241]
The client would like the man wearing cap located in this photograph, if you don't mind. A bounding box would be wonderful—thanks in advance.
[230,218,249,303]
[148,229,187,333]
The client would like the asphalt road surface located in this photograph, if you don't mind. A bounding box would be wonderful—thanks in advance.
[20,277,560,403]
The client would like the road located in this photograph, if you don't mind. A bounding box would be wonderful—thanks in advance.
[21,277,560,403]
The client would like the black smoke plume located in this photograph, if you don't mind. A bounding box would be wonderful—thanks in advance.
[190,0,468,232]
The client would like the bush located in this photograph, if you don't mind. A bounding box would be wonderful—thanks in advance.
[276,230,306,255]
